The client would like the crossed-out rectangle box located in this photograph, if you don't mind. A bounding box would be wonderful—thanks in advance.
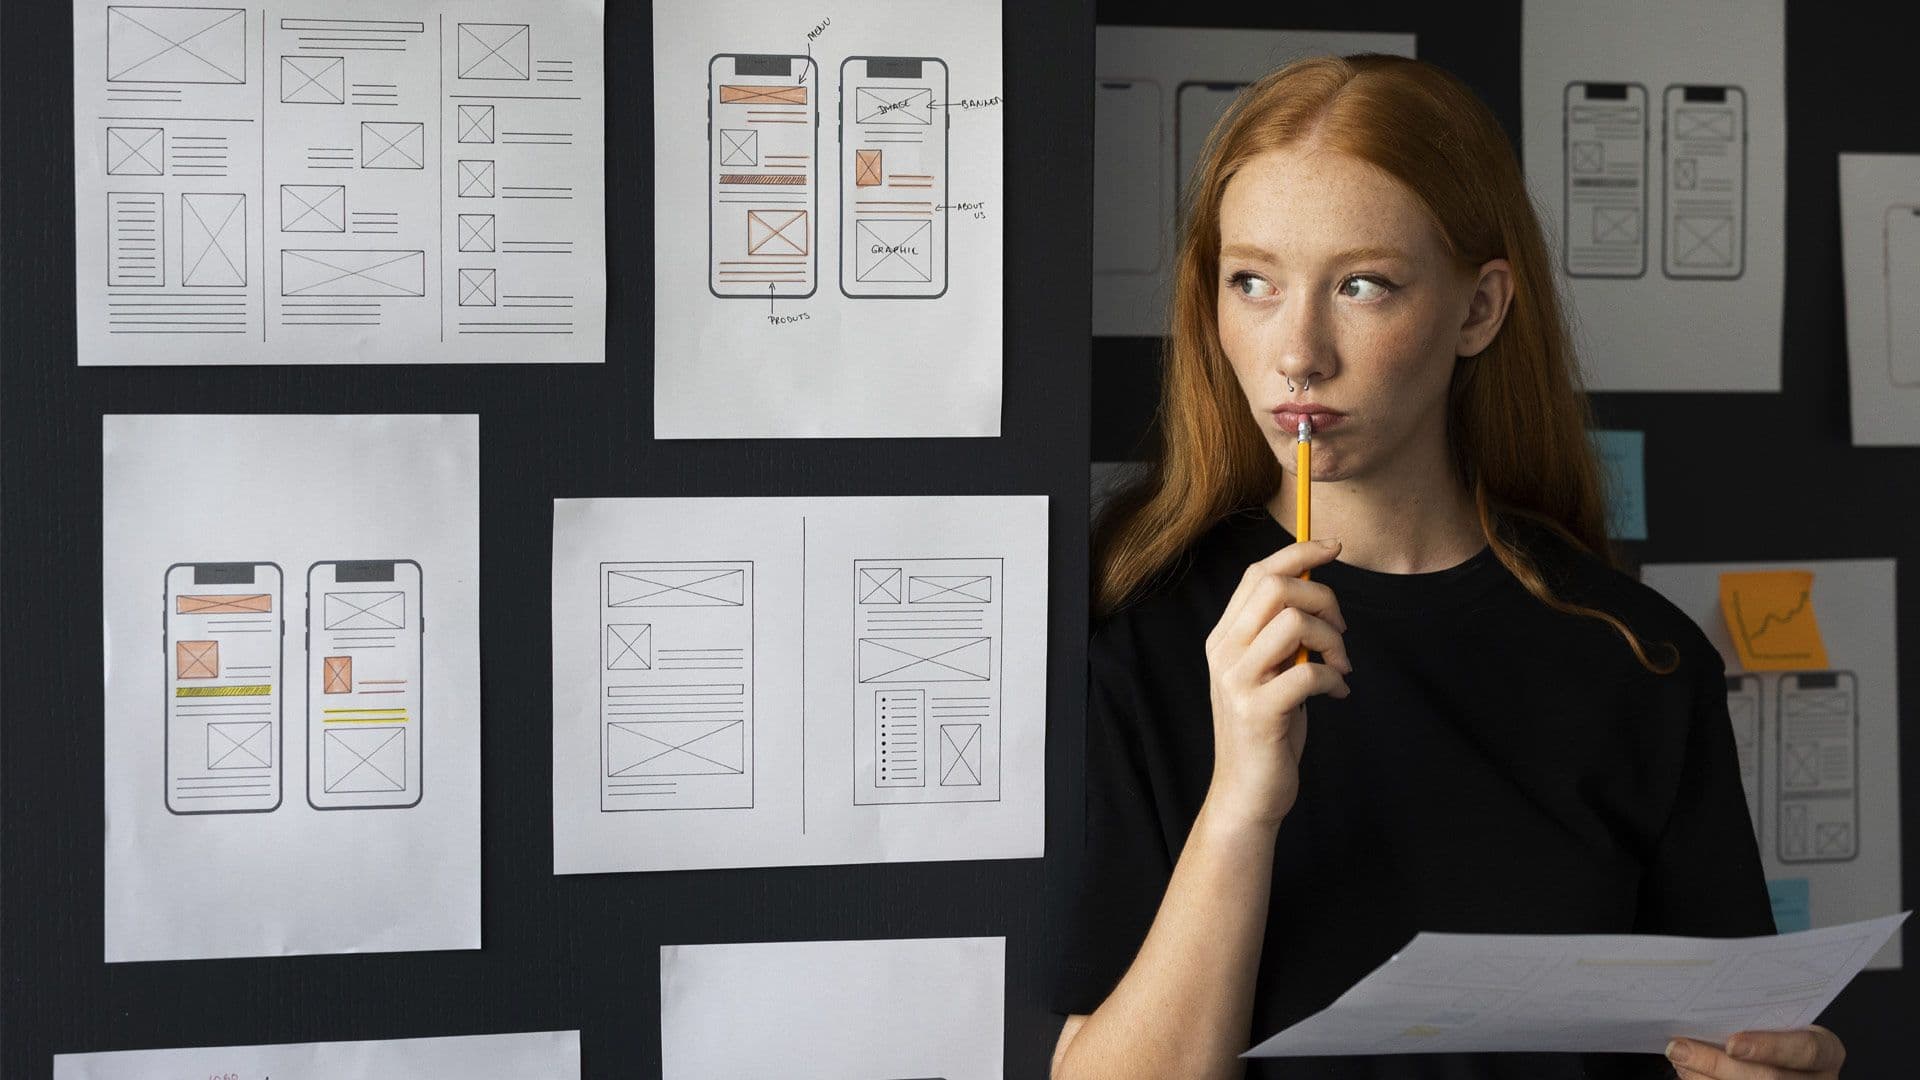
[281,249,425,297]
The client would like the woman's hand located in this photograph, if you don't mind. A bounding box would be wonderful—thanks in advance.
[1202,538,1352,831]
[1666,1026,1845,1079]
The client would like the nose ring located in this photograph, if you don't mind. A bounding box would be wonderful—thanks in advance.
[1286,375,1311,393]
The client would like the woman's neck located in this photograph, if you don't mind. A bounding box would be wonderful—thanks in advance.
[1265,443,1485,575]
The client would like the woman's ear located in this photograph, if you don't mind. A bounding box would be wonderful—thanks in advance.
[1456,258,1514,359]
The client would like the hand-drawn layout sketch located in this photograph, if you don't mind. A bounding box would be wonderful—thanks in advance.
[308,560,425,809]
[1642,559,1903,970]
[54,1030,583,1080]
[163,562,283,815]
[599,561,756,811]
[1562,82,1647,278]
[1091,28,1416,337]
[1245,915,1908,1057]
[653,2,1004,437]
[660,937,1006,1080]
[1837,156,1920,444]
[853,558,1001,803]
[708,54,818,298]
[72,1,606,365]
[552,496,1046,873]
[839,57,948,298]
[1523,0,1784,391]
[1662,84,1746,280]
[105,415,479,962]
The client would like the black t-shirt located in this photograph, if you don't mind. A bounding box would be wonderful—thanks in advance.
[1052,506,1774,1078]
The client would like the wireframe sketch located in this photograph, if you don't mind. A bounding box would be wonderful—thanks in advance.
[1885,205,1920,387]
[106,126,164,176]
[307,560,424,809]
[599,561,755,811]
[1175,81,1244,202]
[1662,84,1746,280]
[107,6,246,83]
[181,193,246,286]
[1563,82,1648,278]
[107,192,164,286]
[360,121,426,169]
[281,54,345,104]
[709,54,818,299]
[1092,77,1163,275]
[164,562,283,815]
[853,557,1002,804]
[281,249,425,297]
[1775,671,1858,863]
[281,185,346,233]
[1725,674,1763,842]
[839,56,949,299]
[456,23,530,81]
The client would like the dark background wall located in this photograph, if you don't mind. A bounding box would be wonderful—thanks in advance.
[4,0,1914,1075]
[1090,0,1918,1074]
[2,0,1089,1076]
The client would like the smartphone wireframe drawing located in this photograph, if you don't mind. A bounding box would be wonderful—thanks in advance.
[1092,77,1162,275]
[1662,84,1746,280]
[1776,670,1858,864]
[306,559,424,810]
[1886,204,1920,387]
[1175,81,1245,204]
[708,53,818,299]
[839,55,949,299]
[1562,81,1648,278]
[164,561,283,815]
[1725,673,1763,842]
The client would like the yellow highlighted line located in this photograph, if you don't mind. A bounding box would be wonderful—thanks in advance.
[177,684,271,697]
[323,707,406,714]
[324,716,410,723]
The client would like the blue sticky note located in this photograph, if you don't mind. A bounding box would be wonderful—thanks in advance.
[1768,878,1812,933]
[1589,430,1647,541]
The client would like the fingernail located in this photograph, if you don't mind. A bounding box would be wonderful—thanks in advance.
[1665,1040,1689,1065]
[1319,538,1340,549]
[1728,1038,1750,1059]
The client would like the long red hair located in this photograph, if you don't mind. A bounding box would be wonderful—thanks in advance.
[1093,53,1674,673]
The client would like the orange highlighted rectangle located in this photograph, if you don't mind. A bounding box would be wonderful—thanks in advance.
[856,148,882,186]
[1719,570,1829,671]
[323,655,353,694]
[176,639,219,680]
[719,84,807,105]
[177,593,273,614]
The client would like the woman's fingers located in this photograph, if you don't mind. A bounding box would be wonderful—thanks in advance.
[1217,562,1348,658]
[1211,541,1343,652]
[1235,605,1351,682]
[1249,659,1350,714]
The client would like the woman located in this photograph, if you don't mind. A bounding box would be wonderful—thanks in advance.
[1050,55,1847,1080]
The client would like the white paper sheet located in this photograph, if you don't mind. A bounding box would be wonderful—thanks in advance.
[102,415,480,961]
[1091,27,1416,339]
[650,0,1004,437]
[56,1030,579,1079]
[661,937,1004,1079]
[1246,914,1906,1057]
[72,1,605,365]
[552,496,1047,873]
[1641,558,1905,969]
[1521,0,1785,391]
[1839,154,1920,444]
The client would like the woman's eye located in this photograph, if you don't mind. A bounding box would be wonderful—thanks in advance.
[1339,275,1391,301]
[1227,271,1276,299]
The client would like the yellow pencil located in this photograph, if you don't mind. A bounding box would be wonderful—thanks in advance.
[1295,417,1311,667]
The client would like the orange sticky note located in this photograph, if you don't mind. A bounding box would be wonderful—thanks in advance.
[1719,570,1828,671]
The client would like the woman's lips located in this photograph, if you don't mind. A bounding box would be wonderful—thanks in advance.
[1273,409,1346,434]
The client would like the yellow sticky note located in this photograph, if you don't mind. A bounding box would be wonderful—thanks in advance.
[1719,570,1828,671]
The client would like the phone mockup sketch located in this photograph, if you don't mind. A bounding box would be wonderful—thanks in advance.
[1092,77,1162,275]
[1776,670,1858,864]
[1662,84,1746,280]
[839,56,949,299]
[1886,205,1920,387]
[306,559,424,810]
[1725,673,1762,842]
[709,53,818,299]
[1175,81,1245,203]
[1562,81,1648,278]
[164,561,283,815]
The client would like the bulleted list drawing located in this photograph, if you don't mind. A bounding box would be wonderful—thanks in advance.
[163,561,283,814]
[839,56,948,298]
[852,557,1001,804]
[72,1,606,365]
[708,53,818,298]
[599,561,755,811]
[307,559,425,809]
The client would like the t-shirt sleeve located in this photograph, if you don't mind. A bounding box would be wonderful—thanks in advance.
[1048,614,1176,1016]
[1633,642,1777,938]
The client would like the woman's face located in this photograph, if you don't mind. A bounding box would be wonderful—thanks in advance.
[1214,144,1508,484]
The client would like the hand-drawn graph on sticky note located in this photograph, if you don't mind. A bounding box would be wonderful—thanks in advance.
[709,54,818,299]
[600,561,754,812]
[853,557,1002,805]
[1719,570,1828,671]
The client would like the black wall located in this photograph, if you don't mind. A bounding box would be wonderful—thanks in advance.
[2,1,1090,1076]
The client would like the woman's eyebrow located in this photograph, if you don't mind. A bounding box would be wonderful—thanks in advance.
[1219,242,1411,264]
